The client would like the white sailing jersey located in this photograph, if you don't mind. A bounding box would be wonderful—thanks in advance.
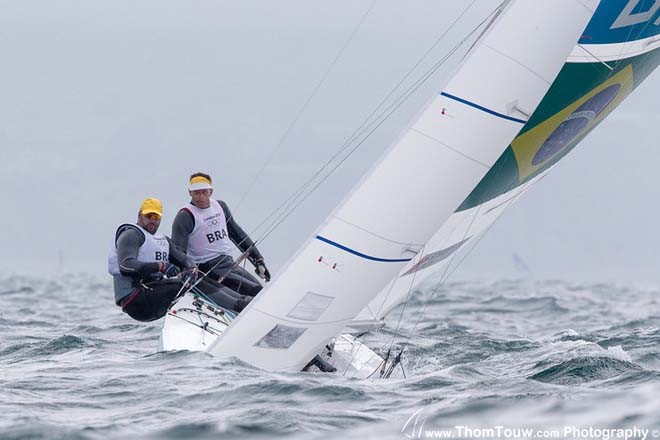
[183,200,232,263]
[108,224,170,275]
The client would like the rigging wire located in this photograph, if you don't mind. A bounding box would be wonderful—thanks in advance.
[340,265,413,377]
[245,0,484,241]
[612,12,644,71]
[387,172,552,359]
[607,14,658,107]
[233,0,379,212]
[249,4,505,249]
[320,0,483,177]
[380,245,426,356]
[581,11,656,80]
[395,199,484,351]
[373,202,483,373]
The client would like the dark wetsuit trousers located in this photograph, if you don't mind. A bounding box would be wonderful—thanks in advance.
[199,255,263,297]
[122,278,183,322]
[121,278,250,322]
[194,278,252,312]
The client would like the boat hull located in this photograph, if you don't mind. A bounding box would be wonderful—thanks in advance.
[160,293,400,378]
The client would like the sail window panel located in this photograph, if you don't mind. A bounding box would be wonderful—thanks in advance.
[402,238,470,276]
[287,292,334,321]
[254,325,306,349]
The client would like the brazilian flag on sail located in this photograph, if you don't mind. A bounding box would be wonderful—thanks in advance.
[458,0,660,212]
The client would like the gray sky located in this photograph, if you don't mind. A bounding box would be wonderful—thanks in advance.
[1,2,658,283]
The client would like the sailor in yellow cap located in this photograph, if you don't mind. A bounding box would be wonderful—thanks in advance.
[108,197,254,321]
[172,172,270,297]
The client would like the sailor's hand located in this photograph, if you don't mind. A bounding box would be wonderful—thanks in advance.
[180,267,198,286]
[254,258,271,282]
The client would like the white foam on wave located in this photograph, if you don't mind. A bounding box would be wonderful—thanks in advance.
[604,345,632,362]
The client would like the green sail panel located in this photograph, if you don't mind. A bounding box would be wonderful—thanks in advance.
[457,49,660,212]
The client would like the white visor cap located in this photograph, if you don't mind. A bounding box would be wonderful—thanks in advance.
[189,181,212,191]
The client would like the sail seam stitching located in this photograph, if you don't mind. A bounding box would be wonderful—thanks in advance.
[481,42,550,84]
[574,0,596,16]
[409,128,490,168]
[334,217,425,247]
[251,307,354,326]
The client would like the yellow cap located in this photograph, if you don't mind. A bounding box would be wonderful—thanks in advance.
[140,198,163,217]
[189,175,213,191]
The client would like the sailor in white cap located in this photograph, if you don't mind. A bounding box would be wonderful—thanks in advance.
[171,172,270,298]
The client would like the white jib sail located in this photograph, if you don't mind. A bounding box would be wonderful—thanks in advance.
[207,0,596,372]
[353,168,552,328]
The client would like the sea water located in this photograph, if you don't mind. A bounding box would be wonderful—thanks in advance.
[1,274,659,439]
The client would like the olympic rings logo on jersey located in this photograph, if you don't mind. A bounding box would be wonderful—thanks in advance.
[206,219,220,227]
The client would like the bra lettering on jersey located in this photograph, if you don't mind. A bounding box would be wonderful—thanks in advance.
[184,200,233,263]
[155,251,168,261]
[207,230,227,243]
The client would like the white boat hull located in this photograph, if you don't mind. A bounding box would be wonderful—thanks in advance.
[160,292,401,378]
[159,292,233,352]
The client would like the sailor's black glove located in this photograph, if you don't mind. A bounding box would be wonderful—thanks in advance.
[150,272,165,282]
[163,263,180,278]
[180,267,198,286]
[253,258,271,282]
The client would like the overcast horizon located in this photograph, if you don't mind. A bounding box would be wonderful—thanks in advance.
[1,1,658,284]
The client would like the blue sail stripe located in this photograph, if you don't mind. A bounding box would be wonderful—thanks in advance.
[315,236,412,263]
[440,92,527,124]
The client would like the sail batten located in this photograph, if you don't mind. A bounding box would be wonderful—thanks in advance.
[439,92,528,124]
[315,236,413,263]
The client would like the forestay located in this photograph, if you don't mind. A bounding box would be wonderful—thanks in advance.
[208,0,595,371]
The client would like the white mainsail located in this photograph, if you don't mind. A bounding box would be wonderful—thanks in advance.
[206,0,596,372]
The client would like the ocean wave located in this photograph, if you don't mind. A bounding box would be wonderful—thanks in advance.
[0,275,658,439]
[528,356,643,385]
